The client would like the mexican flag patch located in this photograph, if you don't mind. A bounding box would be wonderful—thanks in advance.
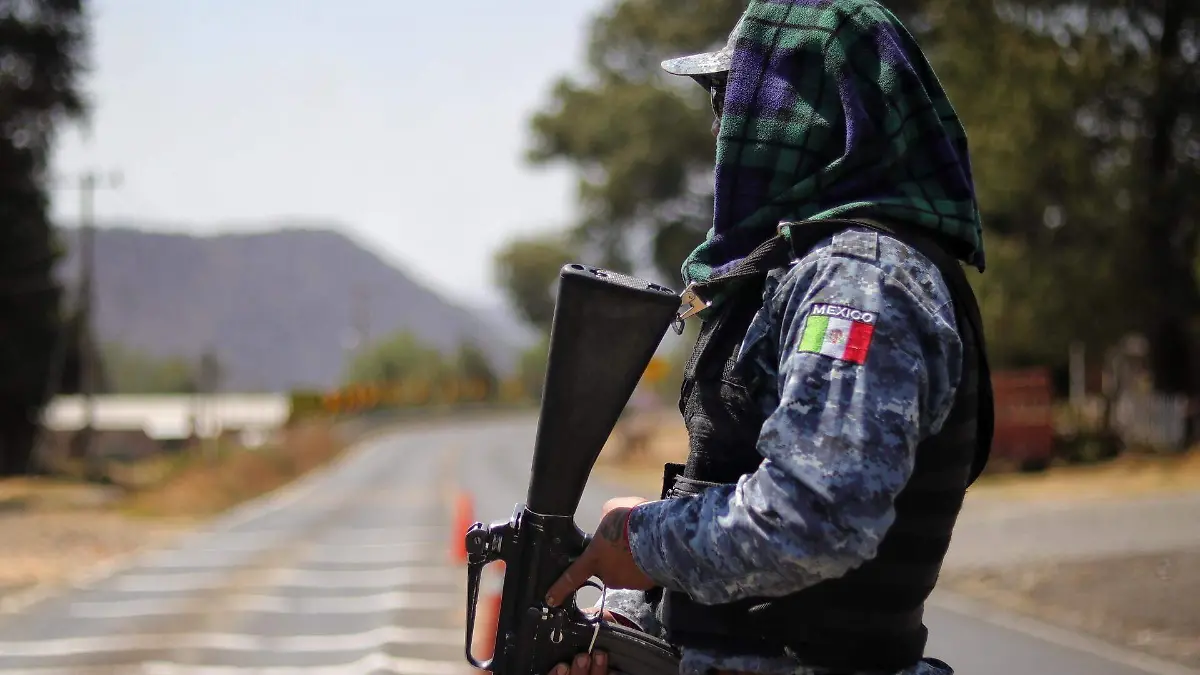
[798,303,877,365]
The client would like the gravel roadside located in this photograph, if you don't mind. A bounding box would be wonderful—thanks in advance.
[0,508,192,599]
[941,549,1200,669]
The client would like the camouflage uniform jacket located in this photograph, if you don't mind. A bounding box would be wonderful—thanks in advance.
[607,226,963,675]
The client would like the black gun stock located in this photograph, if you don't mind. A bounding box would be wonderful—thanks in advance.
[464,264,683,675]
[527,265,682,516]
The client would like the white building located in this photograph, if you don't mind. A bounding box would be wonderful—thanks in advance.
[42,394,292,448]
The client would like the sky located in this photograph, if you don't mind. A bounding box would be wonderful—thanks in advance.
[49,0,611,309]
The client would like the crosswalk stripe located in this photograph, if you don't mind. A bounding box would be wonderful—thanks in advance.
[112,566,461,593]
[0,625,462,658]
[0,651,468,675]
[69,590,459,618]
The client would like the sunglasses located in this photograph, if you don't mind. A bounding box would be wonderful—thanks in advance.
[692,72,729,118]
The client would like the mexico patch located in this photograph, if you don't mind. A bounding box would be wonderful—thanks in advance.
[798,303,876,364]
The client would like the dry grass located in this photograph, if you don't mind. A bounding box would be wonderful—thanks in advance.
[0,512,190,596]
[0,477,121,513]
[968,451,1200,502]
[120,421,347,518]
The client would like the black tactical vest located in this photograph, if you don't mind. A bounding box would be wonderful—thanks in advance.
[655,219,993,673]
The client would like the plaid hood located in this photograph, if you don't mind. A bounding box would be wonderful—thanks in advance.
[681,0,985,287]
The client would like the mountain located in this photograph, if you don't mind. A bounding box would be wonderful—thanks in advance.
[55,223,533,392]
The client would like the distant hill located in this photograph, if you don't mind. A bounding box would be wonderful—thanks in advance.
[55,223,535,392]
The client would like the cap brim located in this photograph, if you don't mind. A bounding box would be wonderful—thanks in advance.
[660,45,732,77]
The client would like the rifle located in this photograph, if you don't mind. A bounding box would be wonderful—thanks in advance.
[463,264,685,675]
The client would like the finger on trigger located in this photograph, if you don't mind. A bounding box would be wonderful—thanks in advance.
[545,558,590,607]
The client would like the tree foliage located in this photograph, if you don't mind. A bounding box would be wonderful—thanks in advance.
[344,332,449,386]
[0,0,88,476]
[100,343,200,394]
[342,331,503,402]
[922,0,1200,385]
[455,340,499,401]
[523,0,747,280]
[498,0,1200,391]
[517,336,550,402]
[493,232,579,335]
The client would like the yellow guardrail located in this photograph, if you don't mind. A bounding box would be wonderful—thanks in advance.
[291,356,673,421]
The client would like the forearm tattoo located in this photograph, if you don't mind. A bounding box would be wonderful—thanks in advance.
[595,509,631,551]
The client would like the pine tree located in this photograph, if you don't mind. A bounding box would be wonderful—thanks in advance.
[0,0,88,475]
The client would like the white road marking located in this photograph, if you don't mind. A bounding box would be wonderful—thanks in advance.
[0,427,481,675]
[303,544,444,565]
[0,625,462,658]
[157,527,446,553]
[281,526,447,543]
[113,566,460,593]
[0,427,423,617]
[69,590,459,619]
[275,566,461,589]
[137,542,443,570]
[0,652,467,675]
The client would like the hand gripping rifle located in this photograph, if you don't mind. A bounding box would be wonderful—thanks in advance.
[463,264,692,675]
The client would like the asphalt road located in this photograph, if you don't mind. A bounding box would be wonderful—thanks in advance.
[0,415,1192,675]
[0,423,468,675]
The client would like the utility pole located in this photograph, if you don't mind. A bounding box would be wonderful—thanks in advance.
[58,170,122,457]
[353,283,371,357]
[339,284,371,388]
[198,349,221,459]
[1069,341,1086,407]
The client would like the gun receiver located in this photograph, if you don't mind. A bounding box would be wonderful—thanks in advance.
[463,264,683,675]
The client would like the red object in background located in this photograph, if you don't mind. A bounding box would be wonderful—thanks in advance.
[990,368,1056,469]
[472,561,505,666]
[452,492,475,564]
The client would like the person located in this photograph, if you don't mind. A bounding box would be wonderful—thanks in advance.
[543,1,993,674]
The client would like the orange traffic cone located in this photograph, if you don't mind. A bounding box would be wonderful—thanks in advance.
[471,561,505,664]
[452,491,475,564]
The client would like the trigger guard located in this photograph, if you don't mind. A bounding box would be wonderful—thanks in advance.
[579,580,606,625]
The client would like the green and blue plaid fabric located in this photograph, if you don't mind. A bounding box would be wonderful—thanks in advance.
[682,0,985,289]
